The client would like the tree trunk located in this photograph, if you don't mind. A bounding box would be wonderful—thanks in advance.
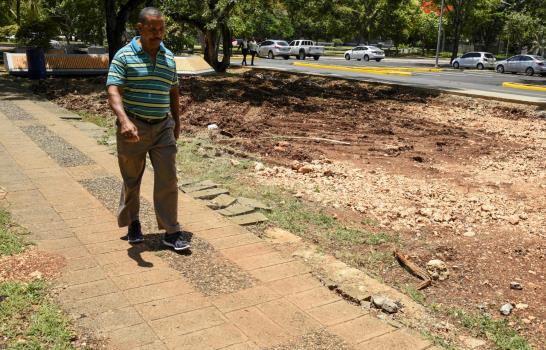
[450,18,461,63]
[16,0,21,24]
[202,23,231,73]
[104,0,144,61]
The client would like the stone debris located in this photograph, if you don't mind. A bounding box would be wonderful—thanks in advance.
[371,295,399,314]
[507,214,520,225]
[217,203,255,217]
[252,158,544,236]
[515,303,528,310]
[230,212,269,225]
[426,259,449,281]
[206,194,236,210]
[463,230,476,237]
[190,188,230,200]
[254,161,265,171]
[500,303,513,316]
[510,281,523,290]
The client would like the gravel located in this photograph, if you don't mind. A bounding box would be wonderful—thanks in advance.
[20,125,94,168]
[79,176,156,232]
[157,238,255,296]
[0,101,35,120]
[80,176,255,296]
[264,330,354,350]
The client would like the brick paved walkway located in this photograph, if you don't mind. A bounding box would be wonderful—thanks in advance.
[0,80,438,350]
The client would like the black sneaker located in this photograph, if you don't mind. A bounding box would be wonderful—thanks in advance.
[162,232,191,251]
[127,220,144,244]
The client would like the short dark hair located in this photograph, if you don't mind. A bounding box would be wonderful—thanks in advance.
[138,7,163,24]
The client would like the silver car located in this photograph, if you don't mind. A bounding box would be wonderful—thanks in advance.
[344,46,385,62]
[496,55,546,76]
[452,52,496,70]
[258,40,290,59]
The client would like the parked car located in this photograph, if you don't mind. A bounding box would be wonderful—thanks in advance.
[288,40,324,60]
[258,40,290,59]
[344,46,385,62]
[496,55,546,76]
[452,52,496,70]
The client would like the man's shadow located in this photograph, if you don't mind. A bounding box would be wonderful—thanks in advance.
[122,231,193,267]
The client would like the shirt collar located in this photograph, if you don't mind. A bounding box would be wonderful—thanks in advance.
[130,36,166,54]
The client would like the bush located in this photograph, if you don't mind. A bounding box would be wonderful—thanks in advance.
[16,18,59,48]
[332,38,343,47]
[0,24,19,40]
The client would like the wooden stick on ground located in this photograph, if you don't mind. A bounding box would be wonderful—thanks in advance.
[260,136,351,145]
[394,249,432,290]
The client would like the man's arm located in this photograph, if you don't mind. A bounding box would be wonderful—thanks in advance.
[107,85,139,142]
[170,86,180,140]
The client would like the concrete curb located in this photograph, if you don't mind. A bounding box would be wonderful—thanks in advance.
[249,66,546,108]
[502,82,546,92]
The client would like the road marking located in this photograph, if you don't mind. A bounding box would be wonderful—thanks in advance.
[292,62,413,76]
[502,82,546,92]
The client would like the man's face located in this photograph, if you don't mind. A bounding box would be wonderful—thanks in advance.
[138,15,165,48]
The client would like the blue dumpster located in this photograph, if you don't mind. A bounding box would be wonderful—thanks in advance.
[26,47,46,80]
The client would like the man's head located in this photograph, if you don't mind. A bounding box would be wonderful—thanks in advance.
[137,7,165,50]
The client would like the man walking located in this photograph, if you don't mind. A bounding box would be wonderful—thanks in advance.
[106,7,190,251]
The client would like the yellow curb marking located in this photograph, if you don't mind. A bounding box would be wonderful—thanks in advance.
[293,62,413,76]
[502,82,546,92]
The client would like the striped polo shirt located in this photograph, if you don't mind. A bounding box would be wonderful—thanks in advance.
[106,36,179,120]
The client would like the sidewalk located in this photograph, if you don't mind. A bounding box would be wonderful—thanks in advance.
[0,78,438,350]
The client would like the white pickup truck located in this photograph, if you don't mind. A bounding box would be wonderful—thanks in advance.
[288,40,325,60]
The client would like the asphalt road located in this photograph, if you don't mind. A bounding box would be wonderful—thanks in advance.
[232,56,546,104]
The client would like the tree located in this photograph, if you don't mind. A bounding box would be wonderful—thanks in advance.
[230,0,294,40]
[503,11,546,56]
[410,9,442,54]
[442,0,479,62]
[104,0,146,61]
[163,0,238,72]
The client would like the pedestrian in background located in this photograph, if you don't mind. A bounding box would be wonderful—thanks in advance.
[249,37,258,66]
[106,7,190,251]
[240,38,249,66]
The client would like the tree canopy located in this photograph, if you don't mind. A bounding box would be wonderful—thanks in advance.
[1,0,544,71]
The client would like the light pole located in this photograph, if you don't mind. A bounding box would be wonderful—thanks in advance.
[435,0,445,68]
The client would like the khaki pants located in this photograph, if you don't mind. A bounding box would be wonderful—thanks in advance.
[116,116,180,233]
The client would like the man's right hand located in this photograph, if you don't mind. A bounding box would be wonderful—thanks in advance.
[119,120,139,142]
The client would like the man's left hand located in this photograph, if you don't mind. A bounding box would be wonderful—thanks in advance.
[173,123,180,140]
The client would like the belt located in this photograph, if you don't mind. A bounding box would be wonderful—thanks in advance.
[126,111,166,125]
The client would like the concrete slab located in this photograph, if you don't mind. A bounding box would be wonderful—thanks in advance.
[190,188,230,200]
[230,212,269,225]
[217,203,255,217]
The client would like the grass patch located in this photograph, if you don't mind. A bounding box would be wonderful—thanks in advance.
[78,111,114,130]
[175,136,404,253]
[422,331,458,350]
[450,309,531,350]
[0,280,76,349]
[0,209,27,256]
[401,283,426,304]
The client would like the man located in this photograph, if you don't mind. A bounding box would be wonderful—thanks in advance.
[106,7,190,251]
[249,37,258,66]
[239,38,249,66]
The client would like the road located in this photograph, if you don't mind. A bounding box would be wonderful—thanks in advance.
[231,56,546,105]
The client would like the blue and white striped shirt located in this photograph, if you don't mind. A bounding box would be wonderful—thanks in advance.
[106,36,179,119]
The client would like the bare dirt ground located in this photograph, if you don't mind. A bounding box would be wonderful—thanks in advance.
[38,70,545,347]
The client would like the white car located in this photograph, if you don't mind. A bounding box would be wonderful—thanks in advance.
[344,46,385,62]
[452,52,496,70]
[258,40,290,59]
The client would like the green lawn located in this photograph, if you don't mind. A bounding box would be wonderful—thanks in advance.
[0,209,77,349]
